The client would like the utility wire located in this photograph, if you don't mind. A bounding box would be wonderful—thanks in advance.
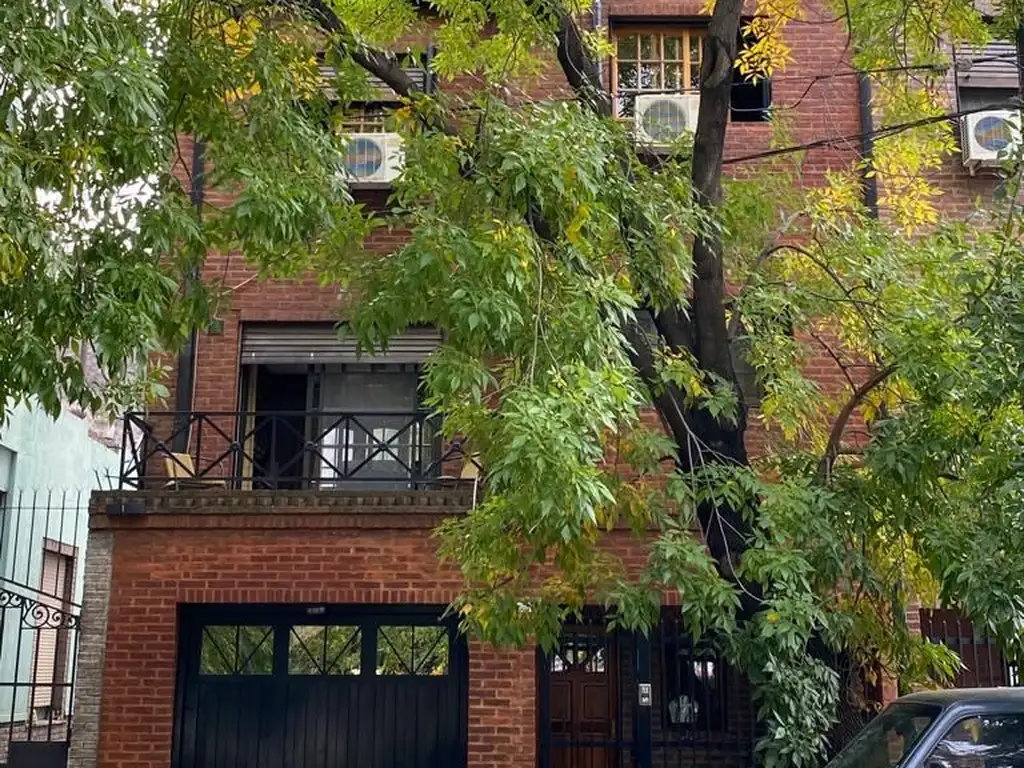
[723,100,1021,165]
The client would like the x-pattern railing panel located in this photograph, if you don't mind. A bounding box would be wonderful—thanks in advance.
[119,410,481,490]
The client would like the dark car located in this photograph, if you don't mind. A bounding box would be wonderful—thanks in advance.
[826,688,1024,768]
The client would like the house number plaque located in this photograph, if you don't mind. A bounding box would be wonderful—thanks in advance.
[638,682,652,707]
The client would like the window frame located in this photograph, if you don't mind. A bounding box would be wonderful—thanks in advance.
[611,25,705,118]
[610,21,772,123]
[192,611,457,680]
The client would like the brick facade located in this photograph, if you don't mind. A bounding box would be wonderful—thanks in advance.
[81,492,680,768]
[79,1,1009,766]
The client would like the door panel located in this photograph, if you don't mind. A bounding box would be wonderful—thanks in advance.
[173,607,467,768]
[546,629,618,768]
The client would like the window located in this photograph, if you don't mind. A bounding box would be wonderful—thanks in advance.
[289,625,362,675]
[613,28,703,117]
[316,365,425,487]
[927,714,1024,767]
[200,625,274,675]
[339,106,390,134]
[827,701,940,768]
[959,86,1017,113]
[550,636,607,674]
[376,625,449,676]
[33,543,76,720]
[612,25,770,122]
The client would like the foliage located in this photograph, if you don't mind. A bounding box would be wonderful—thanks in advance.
[7,0,1024,765]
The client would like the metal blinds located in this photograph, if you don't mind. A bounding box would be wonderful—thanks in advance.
[957,41,1019,89]
[240,324,442,365]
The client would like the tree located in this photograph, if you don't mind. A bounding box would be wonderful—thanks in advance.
[5,0,1024,763]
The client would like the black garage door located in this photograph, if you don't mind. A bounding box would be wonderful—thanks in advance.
[172,605,468,768]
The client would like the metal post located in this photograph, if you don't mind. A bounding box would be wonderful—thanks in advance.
[537,648,551,768]
[634,631,652,768]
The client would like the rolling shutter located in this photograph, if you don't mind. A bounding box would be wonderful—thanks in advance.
[957,41,1019,89]
[241,324,442,365]
[32,551,71,713]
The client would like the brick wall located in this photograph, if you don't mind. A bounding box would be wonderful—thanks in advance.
[87,490,546,768]
[92,4,998,766]
[84,490,760,768]
[164,0,865,446]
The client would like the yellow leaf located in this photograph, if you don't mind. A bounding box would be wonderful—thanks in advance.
[566,204,590,246]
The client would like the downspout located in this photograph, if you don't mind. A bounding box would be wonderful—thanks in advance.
[857,70,879,218]
[592,0,604,87]
[171,136,205,452]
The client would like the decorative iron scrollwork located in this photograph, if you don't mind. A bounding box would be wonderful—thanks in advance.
[0,587,79,630]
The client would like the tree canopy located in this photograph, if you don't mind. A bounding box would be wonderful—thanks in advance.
[5,0,1024,763]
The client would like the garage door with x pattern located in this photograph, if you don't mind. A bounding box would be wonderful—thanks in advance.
[172,605,468,768]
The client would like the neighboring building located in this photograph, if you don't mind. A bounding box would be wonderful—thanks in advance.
[71,3,1018,768]
[0,400,119,767]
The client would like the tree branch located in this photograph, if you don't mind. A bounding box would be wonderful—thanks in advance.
[291,0,462,137]
[313,0,758,613]
[549,5,612,117]
[817,364,897,482]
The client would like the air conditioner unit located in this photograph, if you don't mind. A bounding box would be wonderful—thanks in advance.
[634,94,701,147]
[342,132,404,185]
[961,110,1022,171]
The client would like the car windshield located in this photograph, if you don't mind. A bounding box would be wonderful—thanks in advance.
[827,702,942,768]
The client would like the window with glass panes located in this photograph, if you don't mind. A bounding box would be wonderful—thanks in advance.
[613,29,703,117]
[339,106,390,134]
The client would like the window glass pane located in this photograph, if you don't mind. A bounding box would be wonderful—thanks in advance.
[616,92,637,119]
[617,62,638,92]
[237,626,274,674]
[201,625,274,675]
[928,715,1024,766]
[377,625,450,676]
[289,625,362,675]
[665,64,684,92]
[827,702,941,768]
[639,34,655,60]
[617,34,637,60]
[664,36,682,60]
[689,34,702,64]
[639,64,661,91]
[550,636,607,675]
[200,626,236,675]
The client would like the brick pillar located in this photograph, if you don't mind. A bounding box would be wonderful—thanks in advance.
[468,642,536,768]
[67,530,114,768]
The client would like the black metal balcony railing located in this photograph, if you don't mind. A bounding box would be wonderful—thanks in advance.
[119,411,481,491]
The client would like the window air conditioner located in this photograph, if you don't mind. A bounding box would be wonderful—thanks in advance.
[342,132,404,185]
[634,94,701,147]
[961,110,1022,171]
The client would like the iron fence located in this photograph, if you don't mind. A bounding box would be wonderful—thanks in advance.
[0,490,87,768]
[920,608,1019,688]
[119,410,481,491]
[537,609,756,768]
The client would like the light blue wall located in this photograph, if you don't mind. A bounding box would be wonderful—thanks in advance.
[0,402,119,724]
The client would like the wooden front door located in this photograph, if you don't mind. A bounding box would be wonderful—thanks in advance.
[548,628,618,768]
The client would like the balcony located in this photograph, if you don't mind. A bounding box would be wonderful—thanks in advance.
[118,410,480,492]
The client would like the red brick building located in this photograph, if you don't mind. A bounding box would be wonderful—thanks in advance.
[69,3,1019,768]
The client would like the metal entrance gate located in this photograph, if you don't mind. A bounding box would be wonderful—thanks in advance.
[173,604,468,768]
[920,608,1020,688]
[537,610,756,768]
[0,491,85,768]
